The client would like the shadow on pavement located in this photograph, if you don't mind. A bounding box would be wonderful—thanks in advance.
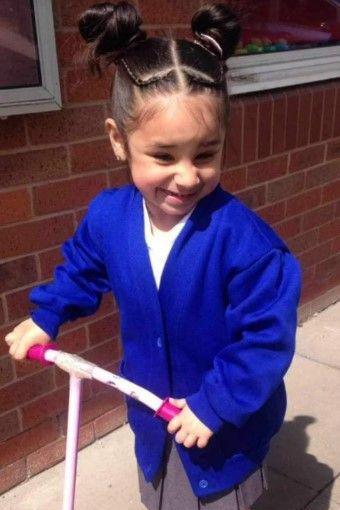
[253,416,334,510]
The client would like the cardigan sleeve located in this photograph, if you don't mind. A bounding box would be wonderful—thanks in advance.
[186,248,301,433]
[29,194,111,340]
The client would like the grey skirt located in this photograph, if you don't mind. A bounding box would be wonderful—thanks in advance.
[138,438,268,510]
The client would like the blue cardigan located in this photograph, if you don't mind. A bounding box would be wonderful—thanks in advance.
[29,184,301,497]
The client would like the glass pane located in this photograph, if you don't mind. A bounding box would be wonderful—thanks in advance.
[236,0,340,56]
[0,0,41,89]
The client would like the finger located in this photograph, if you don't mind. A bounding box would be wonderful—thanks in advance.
[167,417,181,434]
[183,434,198,449]
[197,436,209,449]
[4,333,15,346]
[175,429,188,444]
[169,397,186,409]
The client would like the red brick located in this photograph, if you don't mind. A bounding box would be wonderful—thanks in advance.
[0,356,14,386]
[88,313,120,346]
[0,369,54,414]
[319,218,340,243]
[0,256,37,293]
[66,68,112,103]
[289,145,325,173]
[27,422,95,476]
[322,180,340,204]
[322,86,336,140]
[225,102,243,168]
[274,217,301,240]
[272,93,287,154]
[297,88,312,147]
[0,189,32,226]
[0,417,59,469]
[299,241,333,270]
[286,188,322,217]
[333,236,340,252]
[309,89,324,144]
[220,166,247,192]
[0,147,69,188]
[109,167,129,187]
[57,327,88,354]
[305,161,340,189]
[139,0,199,24]
[243,99,258,163]
[336,201,340,218]
[333,87,340,137]
[21,387,69,430]
[94,404,127,439]
[26,105,106,145]
[70,138,116,174]
[327,138,340,161]
[0,215,74,259]
[82,339,120,368]
[39,247,64,280]
[287,229,319,254]
[0,116,26,150]
[0,410,20,443]
[33,174,107,215]
[285,91,299,151]
[302,204,334,231]
[256,202,286,224]
[257,95,272,159]
[55,30,84,68]
[14,358,48,379]
[316,254,340,282]
[7,284,41,322]
[59,0,138,26]
[60,389,123,433]
[247,155,287,186]
[0,459,27,495]
[267,173,304,203]
[0,325,13,356]
[235,185,266,209]
[27,435,66,476]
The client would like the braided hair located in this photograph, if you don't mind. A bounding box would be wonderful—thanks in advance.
[78,1,241,154]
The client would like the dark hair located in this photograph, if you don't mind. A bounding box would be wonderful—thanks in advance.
[78,1,241,158]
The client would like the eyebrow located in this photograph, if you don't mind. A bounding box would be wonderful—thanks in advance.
[147,139,221,149]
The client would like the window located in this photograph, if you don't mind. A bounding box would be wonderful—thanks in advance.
[227,0,340,95]
[0,0,61,116]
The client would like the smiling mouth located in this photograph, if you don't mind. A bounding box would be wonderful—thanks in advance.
[160,189,197,198]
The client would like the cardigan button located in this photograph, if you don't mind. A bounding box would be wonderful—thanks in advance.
[199,479,208,489]
[156,337,162,348]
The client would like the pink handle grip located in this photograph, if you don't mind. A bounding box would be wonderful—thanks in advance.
[26,343,58,366]
[154,398,181,422]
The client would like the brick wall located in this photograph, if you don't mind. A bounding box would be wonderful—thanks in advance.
[0,0,339,494]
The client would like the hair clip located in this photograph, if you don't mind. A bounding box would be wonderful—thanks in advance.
[197,33,224,60]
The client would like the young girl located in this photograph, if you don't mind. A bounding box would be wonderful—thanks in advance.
[5,2,301,509]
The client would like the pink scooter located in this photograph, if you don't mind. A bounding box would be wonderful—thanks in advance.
[27,343,180,510]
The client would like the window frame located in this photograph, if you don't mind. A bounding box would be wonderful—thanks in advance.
[227,45,340,95]
[0,0,61,117]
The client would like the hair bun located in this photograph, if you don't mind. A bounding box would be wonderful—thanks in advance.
[78,1,147,72]
[191,2,241,60]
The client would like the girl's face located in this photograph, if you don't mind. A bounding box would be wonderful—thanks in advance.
[107,93,226,230]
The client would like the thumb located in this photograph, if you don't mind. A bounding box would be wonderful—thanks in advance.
[169,397,186,409]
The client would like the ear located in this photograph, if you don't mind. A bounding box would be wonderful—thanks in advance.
[105,118,127,161]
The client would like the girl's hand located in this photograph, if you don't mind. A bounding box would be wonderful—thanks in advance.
[4,318,52,361]
[167,397,213,449]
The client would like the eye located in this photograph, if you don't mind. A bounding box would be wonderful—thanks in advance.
[154,154,173,161]
[196,152,217,159]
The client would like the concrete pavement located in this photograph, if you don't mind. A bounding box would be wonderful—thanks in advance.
[1,301,339,510]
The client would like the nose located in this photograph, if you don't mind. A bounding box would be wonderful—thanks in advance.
[173,162,200,191]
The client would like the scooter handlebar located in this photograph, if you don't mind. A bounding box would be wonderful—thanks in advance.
[26,343,58,366]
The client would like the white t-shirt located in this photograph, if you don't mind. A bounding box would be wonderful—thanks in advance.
[143,198,195,289]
